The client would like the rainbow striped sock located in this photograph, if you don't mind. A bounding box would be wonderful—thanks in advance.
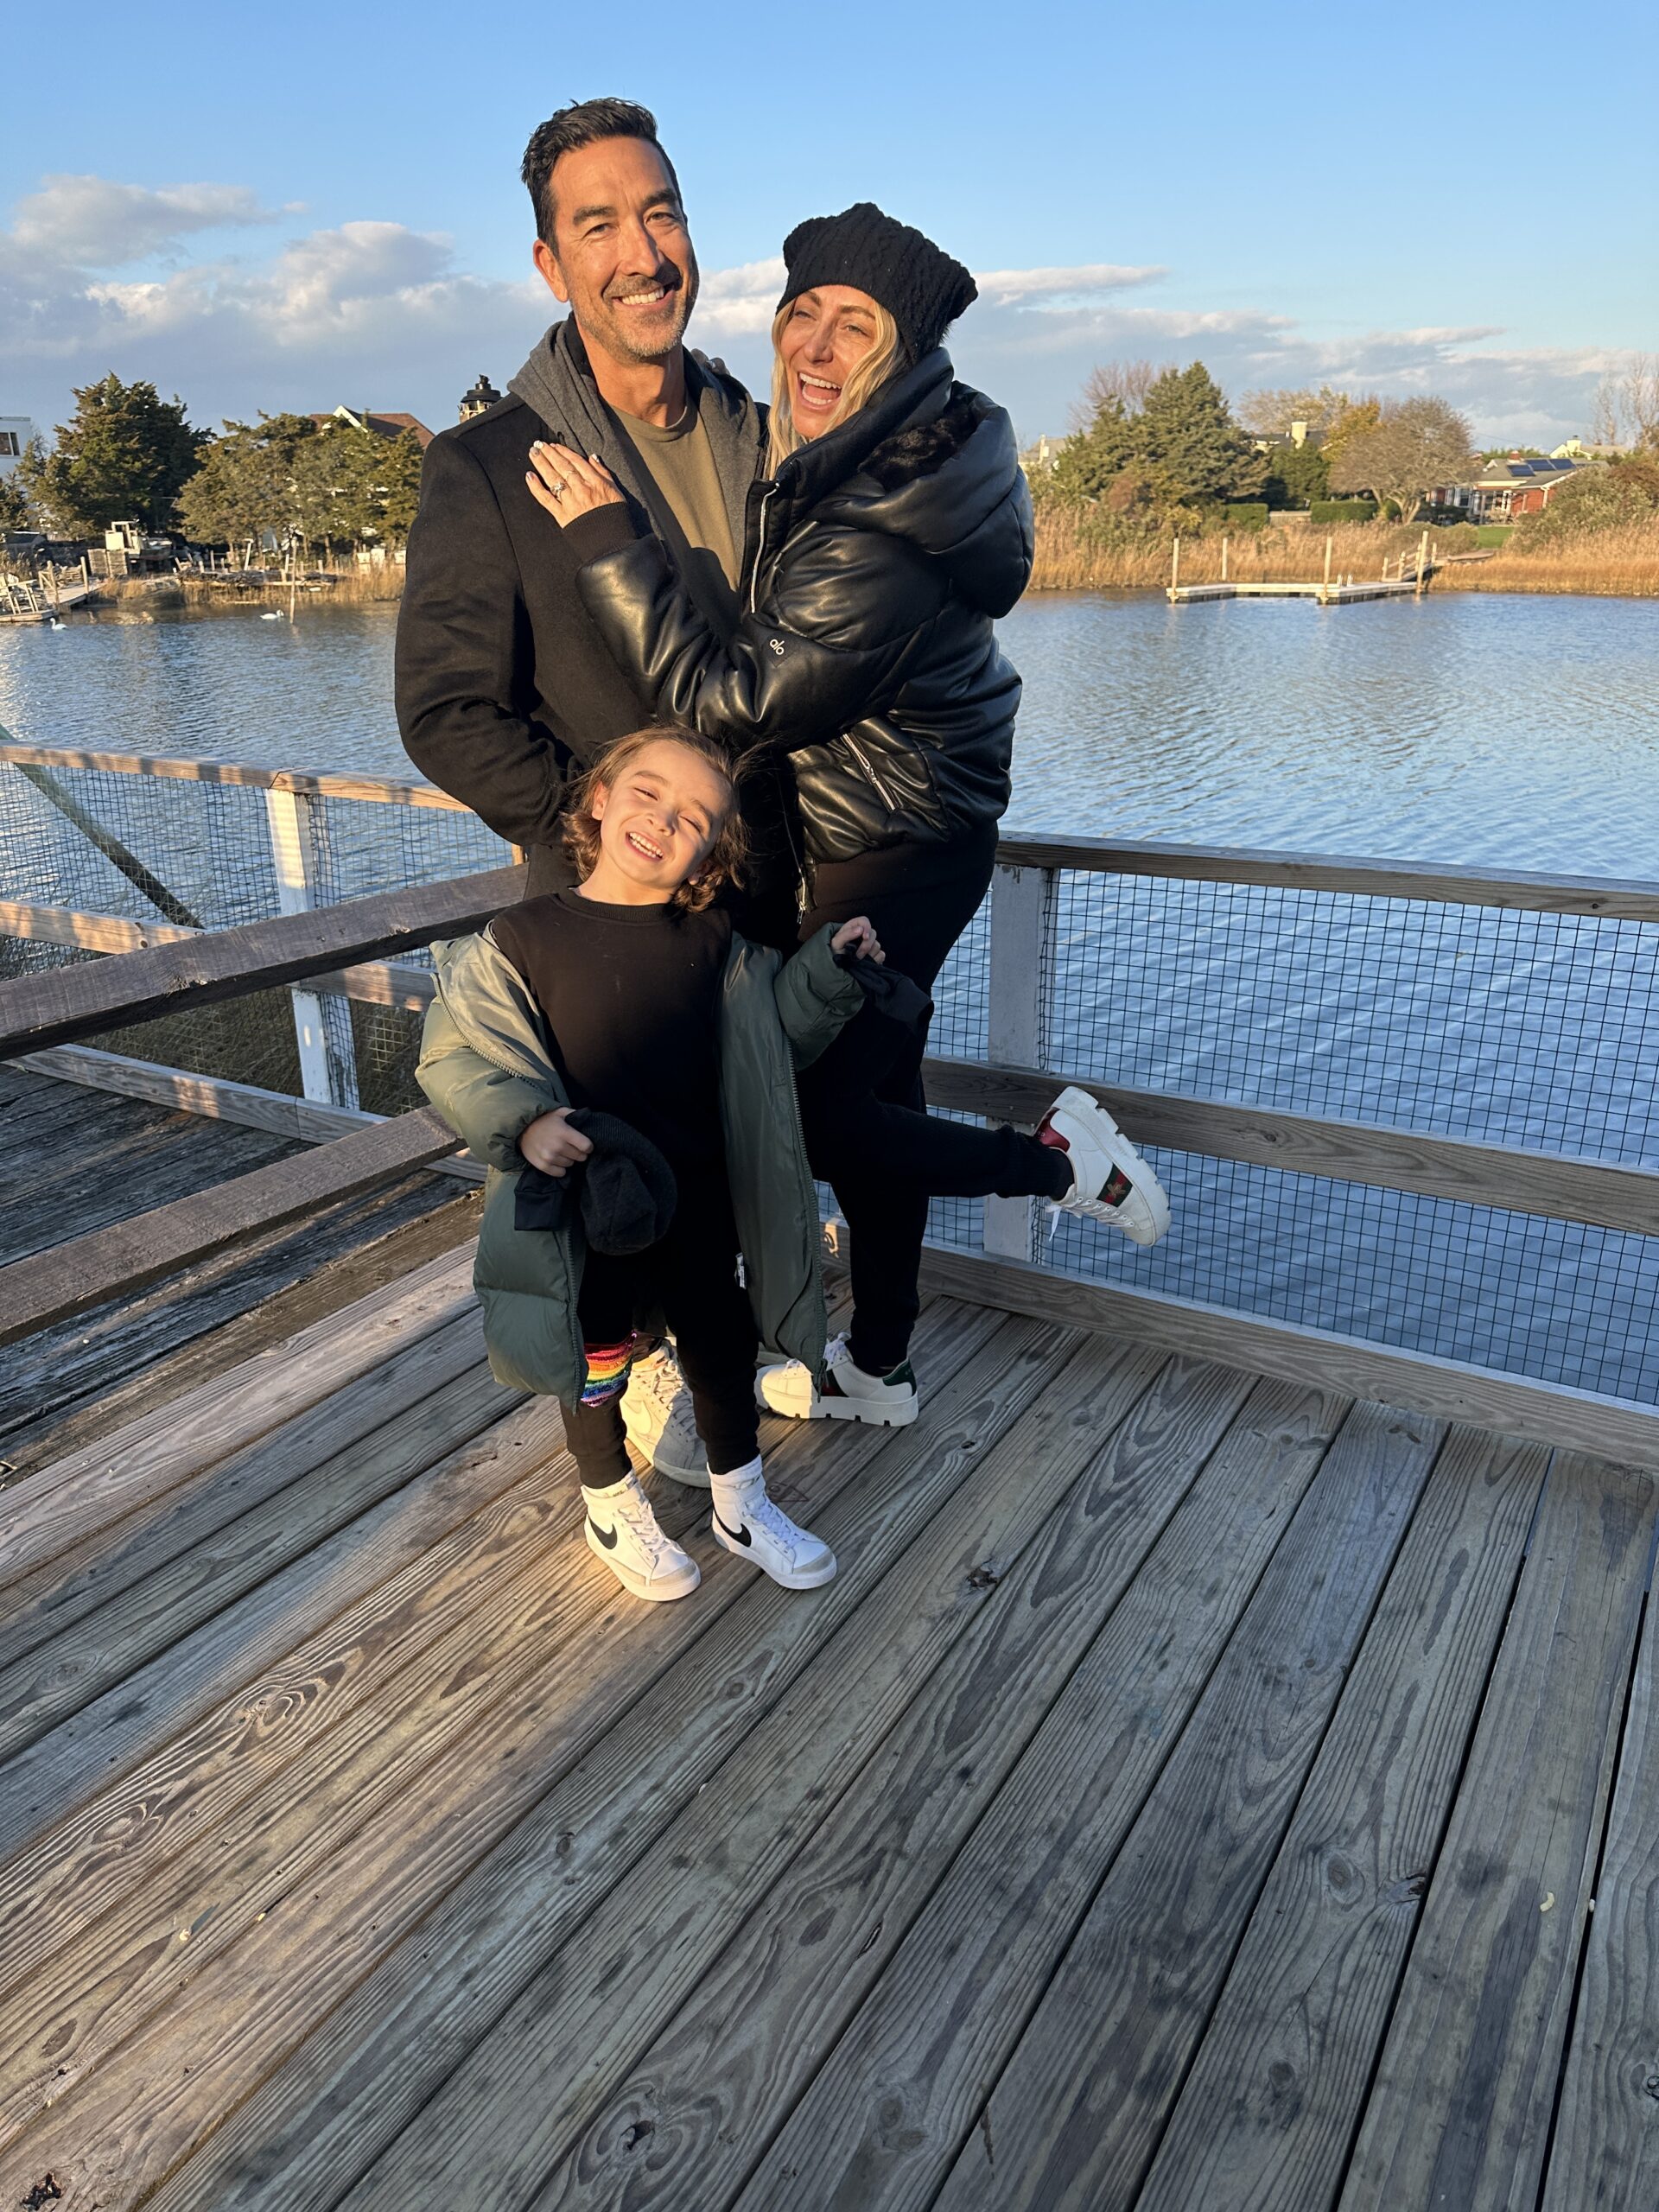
[580,1332,644,1408]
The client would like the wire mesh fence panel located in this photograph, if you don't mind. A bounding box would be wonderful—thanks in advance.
[1044,870,1659,1165]
[310,795,511,906]
[0,761,282,927]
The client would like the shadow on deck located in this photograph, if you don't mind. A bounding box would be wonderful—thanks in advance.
[0,1076,1656,2212]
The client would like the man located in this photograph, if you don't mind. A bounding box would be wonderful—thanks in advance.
[399,96,769,1480]
[397,95,767,901]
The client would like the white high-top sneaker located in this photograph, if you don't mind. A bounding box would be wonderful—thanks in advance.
[708,1457,836,1590]
[1036,1084,1172,1247]
[582,1471,701,1602]
[756,1333,919,1427]
[620,1343,709,1487]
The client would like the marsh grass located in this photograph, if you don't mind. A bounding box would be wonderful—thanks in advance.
[1028,509,1659,599]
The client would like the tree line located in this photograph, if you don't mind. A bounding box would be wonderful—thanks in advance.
[1038,360,1482,531]
[0,374,423,562]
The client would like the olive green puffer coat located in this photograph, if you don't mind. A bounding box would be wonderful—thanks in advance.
[416,921,862,1402]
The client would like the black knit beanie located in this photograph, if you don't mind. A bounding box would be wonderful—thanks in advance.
[778,203,977,362]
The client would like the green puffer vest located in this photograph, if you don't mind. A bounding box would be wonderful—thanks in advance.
[416,921,862,1402]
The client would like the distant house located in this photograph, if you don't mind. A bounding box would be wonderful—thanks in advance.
[311,405,434,450]
[1433,454,1586,520]
[0,416,33,480]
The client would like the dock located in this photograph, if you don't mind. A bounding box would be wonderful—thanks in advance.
[0,577,104,624]
[1166,526,1440,605]
[2,741,1657,2211]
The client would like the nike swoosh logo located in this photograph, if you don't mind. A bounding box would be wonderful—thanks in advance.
[715,1512,753,1548]
[588,1516,619,1550]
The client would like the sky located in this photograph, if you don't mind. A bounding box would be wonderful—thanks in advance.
[3,0,1654,452]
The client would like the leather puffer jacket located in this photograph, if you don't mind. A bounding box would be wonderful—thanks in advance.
[573,349,1033,867]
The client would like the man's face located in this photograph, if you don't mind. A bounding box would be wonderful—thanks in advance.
[532,137,698,366]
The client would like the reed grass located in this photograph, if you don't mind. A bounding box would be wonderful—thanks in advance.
[1028,509,1659,599]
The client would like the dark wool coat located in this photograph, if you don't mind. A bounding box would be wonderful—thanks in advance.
[565,347,1034,867]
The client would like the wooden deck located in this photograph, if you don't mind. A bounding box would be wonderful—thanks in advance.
[2,1088,1656,2212]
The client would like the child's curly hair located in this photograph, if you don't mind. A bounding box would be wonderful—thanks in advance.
[562,725,747,912]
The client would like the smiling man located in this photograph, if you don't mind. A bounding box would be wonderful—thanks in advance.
[397,98,771,1487]
[397,96,766,903]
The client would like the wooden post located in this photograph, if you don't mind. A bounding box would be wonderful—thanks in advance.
[1170,536,1180,597]
[1322,536,1333,603]
[1416,528,1430,596]
[264,787,361,1109]
[983,861,1055,1262]
[1220,536,1230,582]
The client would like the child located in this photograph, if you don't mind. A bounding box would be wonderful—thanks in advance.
[416,725,874,1604]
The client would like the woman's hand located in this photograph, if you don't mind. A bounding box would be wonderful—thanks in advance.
[518,1108,594,1176]
[831,916,885,965]
[525,442,625,527]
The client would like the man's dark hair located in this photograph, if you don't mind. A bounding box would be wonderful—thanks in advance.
[521,99,682,247]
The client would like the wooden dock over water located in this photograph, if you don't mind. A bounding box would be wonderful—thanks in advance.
[1166,527,1440,606]
[1,835,1657,2209]
[0,1065,1654,2212]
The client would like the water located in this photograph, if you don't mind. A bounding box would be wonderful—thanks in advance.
[4,591,1659,1399]
[2,590,1656,871]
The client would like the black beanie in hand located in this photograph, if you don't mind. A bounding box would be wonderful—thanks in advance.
[778,203,977,362]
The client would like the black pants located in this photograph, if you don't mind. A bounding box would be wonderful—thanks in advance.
[560,1169,760,1486]
[798,834,1069,1375]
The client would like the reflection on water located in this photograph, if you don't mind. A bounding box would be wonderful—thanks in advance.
[4,591,1659,1398]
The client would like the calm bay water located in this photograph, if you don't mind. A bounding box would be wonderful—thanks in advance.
[1,589,1656,871]
[4,588,1658,1398]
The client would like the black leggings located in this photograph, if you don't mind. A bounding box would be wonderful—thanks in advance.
[798,836,1068,1375]
[561,1169,760,1486]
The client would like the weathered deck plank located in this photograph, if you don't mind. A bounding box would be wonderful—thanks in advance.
[517,1353,1256,2212]
[3,1304,1039,2210]
[927,1399,1447,2212]
[0,1243,475,1589]
[1135,1423,1551,2212]
[1338,1449,1656,2212]
[0,1326,508,1760]
[1541,1512,1659,2212]
[740,1376,1351,2212]
[1,1207,1653,2212]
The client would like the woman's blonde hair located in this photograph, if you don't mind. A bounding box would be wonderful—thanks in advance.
[562,725,747,913]
[767,294,906,472]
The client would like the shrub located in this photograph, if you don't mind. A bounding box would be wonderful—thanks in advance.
[1515,461,1659,548]
[1311,499,1376,524]
[1221,503,1269,531]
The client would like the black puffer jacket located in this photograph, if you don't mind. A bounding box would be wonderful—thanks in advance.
[569,349,1033,866]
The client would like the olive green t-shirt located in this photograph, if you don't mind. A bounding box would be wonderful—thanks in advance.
[610,386,742,642]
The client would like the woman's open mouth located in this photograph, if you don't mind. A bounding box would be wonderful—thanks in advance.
[796,371,842,416]
[625,830,666,861]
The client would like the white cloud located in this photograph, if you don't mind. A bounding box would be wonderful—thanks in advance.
[12,175,280,266]
[0,172,1631,450]
[974,263,1166,307]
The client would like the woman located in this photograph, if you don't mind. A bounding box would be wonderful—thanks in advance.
[526,201,1169,1427]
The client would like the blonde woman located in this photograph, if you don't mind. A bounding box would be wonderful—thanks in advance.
[527,203,1169,1428]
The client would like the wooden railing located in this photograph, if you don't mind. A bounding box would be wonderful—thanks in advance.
[5,741,1659,1466]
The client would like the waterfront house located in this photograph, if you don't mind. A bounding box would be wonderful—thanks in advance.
[0,416,33,479]
[310,405,434,449]
[1434,454,1586,519]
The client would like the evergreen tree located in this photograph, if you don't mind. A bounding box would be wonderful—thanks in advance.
[1135,363,1265,508]
[22,374,207,535]
[0,465,33,534]
[1049,394,1138,504]
[1262,441,1330,510]
[176,413,318,558]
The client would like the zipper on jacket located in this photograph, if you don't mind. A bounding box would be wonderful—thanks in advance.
[747,482,781,614]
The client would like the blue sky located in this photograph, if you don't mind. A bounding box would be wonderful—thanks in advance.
[3,0,1653,447]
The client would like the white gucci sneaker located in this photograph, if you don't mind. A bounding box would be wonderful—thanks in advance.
[1036,1084,1171,1247]
[708,1458,836,1590]
[756,1333,919,1427]
[620,1343,709,1487]
[582,1472,701,1603]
